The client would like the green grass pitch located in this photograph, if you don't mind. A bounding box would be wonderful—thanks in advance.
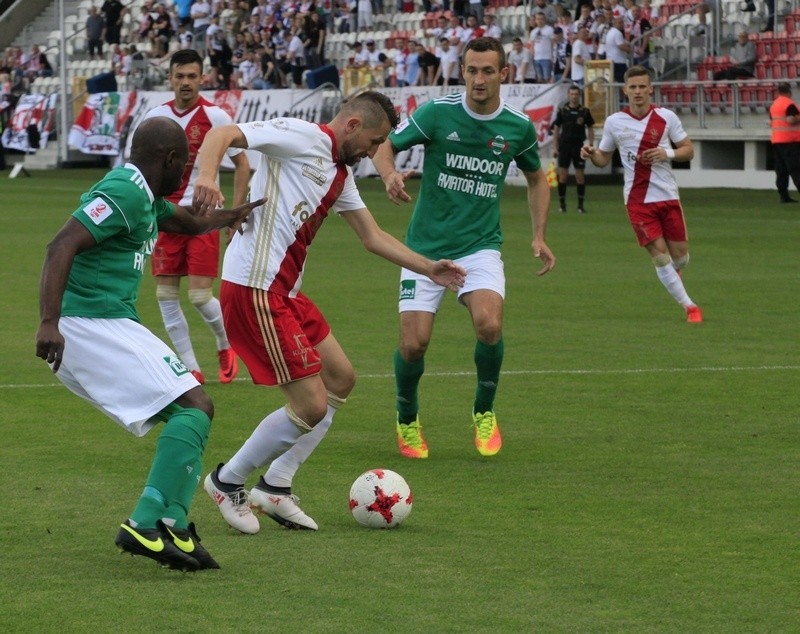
[0,169,797,632]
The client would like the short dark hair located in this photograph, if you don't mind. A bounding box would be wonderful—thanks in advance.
[169,48,204,71]
[340,91,399,129]
[623,64,652,83]
[778,81,792,95]
[463,36,506,69]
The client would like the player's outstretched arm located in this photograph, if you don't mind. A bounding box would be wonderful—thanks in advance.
[194,124,249,211]
[372,139,411,205]
[342,207,466,289]
[36,219,96,372]
[161,197,267,235]
[524,167,556,276]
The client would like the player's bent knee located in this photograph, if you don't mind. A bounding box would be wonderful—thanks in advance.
[399,339,428,361]
[156,285,181,301]
[652,252,672,268]
[188,288,213,307]
[673,254,690,270]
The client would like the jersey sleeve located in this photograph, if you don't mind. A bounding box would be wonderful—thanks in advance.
[512,119,542,172]
[551,107,563,128]
[208,106,244,158]
[598,115,619,153]
[390,100,436,151]
[239,118,313,158]
[155,198,176,223]
[665,109,688,144]
[332,169,366,213]
[71,183,141,243]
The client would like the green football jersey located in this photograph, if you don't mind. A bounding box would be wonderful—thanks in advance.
[62,164,175,321]
[390,93,542,260]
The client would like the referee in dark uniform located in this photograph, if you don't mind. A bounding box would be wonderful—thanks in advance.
[551,85,595,213]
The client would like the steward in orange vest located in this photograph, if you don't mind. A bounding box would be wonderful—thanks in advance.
[769,82,800,203]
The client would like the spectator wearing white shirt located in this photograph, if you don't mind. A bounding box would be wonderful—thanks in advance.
[605,15,630,82]
[591,9,610,59]
[433,36,461,86]
[236,49,260,88]
[569,26,591,86]
[190,0,212,55]
[529,12,555,82]
[507,37,535,84]
[482,12,502,40]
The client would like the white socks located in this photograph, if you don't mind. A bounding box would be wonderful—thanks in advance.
[158,298,200,371]
[188,290,230,350]
[655,262,694,308]
[264,405,336,488]
[219,407,305,485]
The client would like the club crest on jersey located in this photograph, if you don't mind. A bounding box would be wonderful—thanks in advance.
[164,355,190,376]
[487,135,509,156]
[82,197,113,225]
[399,279,416,301]
[188,124,202,144]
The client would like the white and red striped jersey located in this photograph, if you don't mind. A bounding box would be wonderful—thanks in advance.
[144,97,242,206]
[221,118,366,297]
[598,105,688,205]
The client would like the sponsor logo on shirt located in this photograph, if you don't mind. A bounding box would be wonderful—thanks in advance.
[447,130,461,141]
[269,118,289,131]
[395,119,410,133]
[399,279,416,301]
[445,153,504,175]
[301,163,326,186]
[164,355,190,376]
[82,197,113,225]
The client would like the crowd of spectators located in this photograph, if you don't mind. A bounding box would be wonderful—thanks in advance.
[0,0,785,100]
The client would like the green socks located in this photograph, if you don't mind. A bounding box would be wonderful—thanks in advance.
[394,349,424,425]
[130,407,211,530]
[474,339,504,415]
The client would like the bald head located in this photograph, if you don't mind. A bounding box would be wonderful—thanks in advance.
[130,117,188,164]
[130,117,189,197]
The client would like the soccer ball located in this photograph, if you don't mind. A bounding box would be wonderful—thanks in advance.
[349,469,413,529]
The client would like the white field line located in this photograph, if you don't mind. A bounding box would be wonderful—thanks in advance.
[6,364,800,389]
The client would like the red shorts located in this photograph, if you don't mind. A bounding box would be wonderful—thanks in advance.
[626,200,688,247]
[220,281,331,386]
[151,231,220,277]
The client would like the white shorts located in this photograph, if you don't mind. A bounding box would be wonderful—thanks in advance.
[55,316,200,437]
[398,249,505,314]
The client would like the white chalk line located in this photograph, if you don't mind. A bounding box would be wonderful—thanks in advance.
[6,364,799,389]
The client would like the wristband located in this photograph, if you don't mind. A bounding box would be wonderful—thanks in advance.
[665,148,676,159]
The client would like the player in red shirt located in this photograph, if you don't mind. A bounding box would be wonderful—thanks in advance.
[144,49,251,384]
[581,66,703,323]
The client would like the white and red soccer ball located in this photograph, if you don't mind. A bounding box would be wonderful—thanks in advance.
[349,469,413,528]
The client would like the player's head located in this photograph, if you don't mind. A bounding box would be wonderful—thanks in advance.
[168,49,204,108]
[129,117,189,196]
[622,65,654,106]
[462,37,509,111]
[777,81,792,96]
[335,91,399,166]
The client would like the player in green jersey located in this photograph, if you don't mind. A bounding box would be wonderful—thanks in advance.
[372,36,556,459]
[35,117,262,571]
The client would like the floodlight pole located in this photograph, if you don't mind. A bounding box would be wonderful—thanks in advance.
[58,0,69,166]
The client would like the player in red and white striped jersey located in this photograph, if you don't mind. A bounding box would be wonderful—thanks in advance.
[192,92,466,533]
[581,65,703,323]
[144,49,251,384]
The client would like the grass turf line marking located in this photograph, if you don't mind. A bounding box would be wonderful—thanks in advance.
[7,364,800,389]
